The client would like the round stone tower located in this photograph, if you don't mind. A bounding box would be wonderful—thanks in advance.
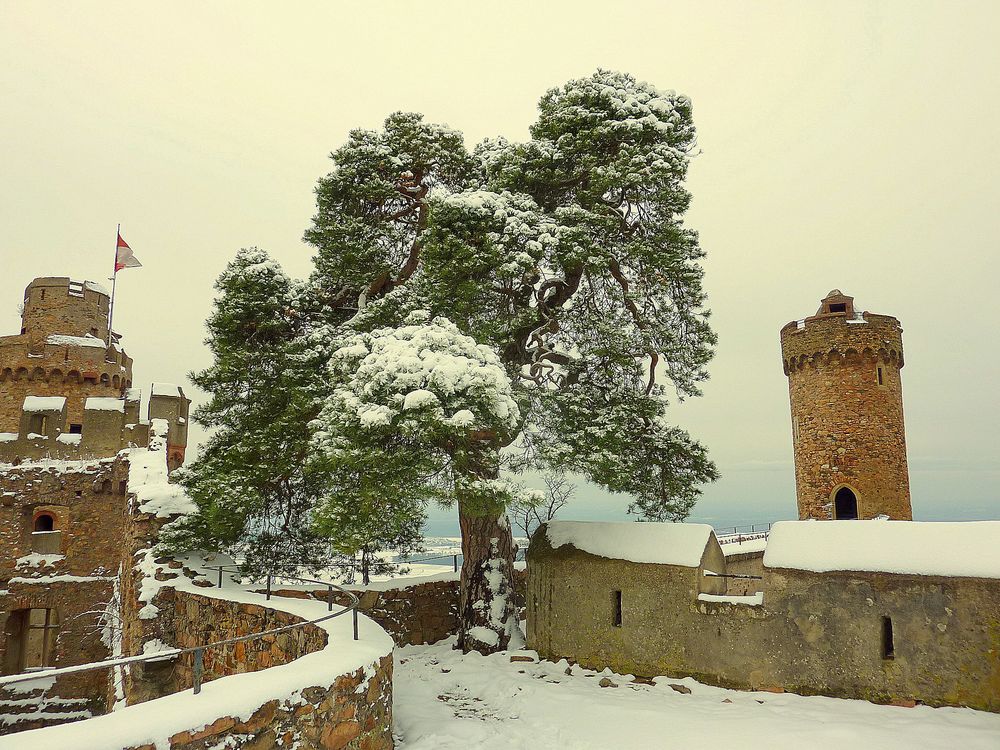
[0,277,133,433]
[779,290,911,521]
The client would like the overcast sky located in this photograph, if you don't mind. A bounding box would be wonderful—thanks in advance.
[1,1,997,532]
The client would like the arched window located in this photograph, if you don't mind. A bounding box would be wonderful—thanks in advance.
[33,513,55,532]
[834,487,859,520]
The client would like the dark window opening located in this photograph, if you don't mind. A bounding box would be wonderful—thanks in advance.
[28,414,47,435]
[34,513,55,532]
[613,590,623,627]
[877,366,884,385]
[40,290,45,300]
[829,303,847,313]
[69,423,82,434]
[20,327,26,335]
[90,328,98,337]
[834,487,858,520]
[118,480,127,495]
[882,616,895,660]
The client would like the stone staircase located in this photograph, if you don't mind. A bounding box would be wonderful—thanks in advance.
[0,687,93,735]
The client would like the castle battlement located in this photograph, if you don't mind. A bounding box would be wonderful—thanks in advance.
[0,278,135,434]
[0,387,189,468]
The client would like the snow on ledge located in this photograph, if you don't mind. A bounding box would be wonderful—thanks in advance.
[545,520,715,567]
[764,520,1000,579]
[22,396,66,412]
[85,397,125,412]
[128,421,195,518]
[151,382,182,397]
[698,592,763,606]
[46,334,107,349]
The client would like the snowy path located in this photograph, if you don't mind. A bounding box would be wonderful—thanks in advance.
[394,638,1000,749]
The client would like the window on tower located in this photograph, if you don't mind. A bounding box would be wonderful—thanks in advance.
[829,303,847,313]
[876,366,885,386]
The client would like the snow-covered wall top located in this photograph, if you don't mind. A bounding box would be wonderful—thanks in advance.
[22,396,66,412]
[84,397,124,412]
[151,382,182,397]
[764,520,1000,579]
[544,520,714,567]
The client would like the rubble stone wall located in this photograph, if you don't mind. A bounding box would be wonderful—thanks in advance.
[528,537,1000,712]
[272,568,528,647]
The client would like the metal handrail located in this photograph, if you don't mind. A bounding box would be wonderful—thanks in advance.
[0,568,361,696]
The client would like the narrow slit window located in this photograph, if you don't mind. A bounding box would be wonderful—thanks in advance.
[877,366,884,386]
[881,616,895,660]
[613,590,623,627]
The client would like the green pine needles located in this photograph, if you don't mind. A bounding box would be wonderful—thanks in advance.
[170,70,719,651]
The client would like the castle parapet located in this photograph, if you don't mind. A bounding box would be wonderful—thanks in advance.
[0,387,188,469]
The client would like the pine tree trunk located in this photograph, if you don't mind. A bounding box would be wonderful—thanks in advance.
[456,499,517,654]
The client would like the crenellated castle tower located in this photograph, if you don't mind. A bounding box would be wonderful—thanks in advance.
[780,290,912,521]
[0,276,190,731]
[0,277,189,468]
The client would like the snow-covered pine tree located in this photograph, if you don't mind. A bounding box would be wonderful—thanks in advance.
[305,70,718,652]
[162,248,330,575]
[310,312,530,648]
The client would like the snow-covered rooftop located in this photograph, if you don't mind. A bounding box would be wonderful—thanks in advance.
[764,520,1000,579]
[544,520,715,567]
[82,279,110,296]
[46,333,107,349]
[85,397,124,412]
[151,382,181,397]
[22,396,66,412]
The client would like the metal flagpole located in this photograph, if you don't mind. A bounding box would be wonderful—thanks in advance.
[107,223,120,347]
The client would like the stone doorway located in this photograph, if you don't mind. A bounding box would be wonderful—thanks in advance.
[833,487,859,520]
[3,608,60,674]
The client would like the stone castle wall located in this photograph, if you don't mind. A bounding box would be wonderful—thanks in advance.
[780,312,911,520]
[0,278,136,434]
[527,537,1000,712]
[0,457,131,732]
[270,568,528,648]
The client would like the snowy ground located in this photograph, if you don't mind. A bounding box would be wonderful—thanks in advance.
[393,638,1000,750]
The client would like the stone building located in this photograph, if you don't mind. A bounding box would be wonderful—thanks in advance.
[780,290,911,520]
[527,519,1000,712]
[0,276,189,732]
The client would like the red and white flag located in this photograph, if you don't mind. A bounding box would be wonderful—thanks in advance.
[115,232,142,273]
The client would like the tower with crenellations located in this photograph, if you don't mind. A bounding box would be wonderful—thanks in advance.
[0,276,191,731]
[779,290,912,521]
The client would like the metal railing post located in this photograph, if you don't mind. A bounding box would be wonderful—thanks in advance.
[266,574,272,601]
[327,585,333,612]
[217,567,223,589]
[193,647,204,695]
[353,608,359,641]
[453,554,458,572]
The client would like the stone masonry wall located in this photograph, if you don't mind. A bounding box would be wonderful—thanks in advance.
[780,312,911,520]
[0,457,130,730]
[528,538,1000,712]
[271,568,528,648]
[122,651,393,750]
